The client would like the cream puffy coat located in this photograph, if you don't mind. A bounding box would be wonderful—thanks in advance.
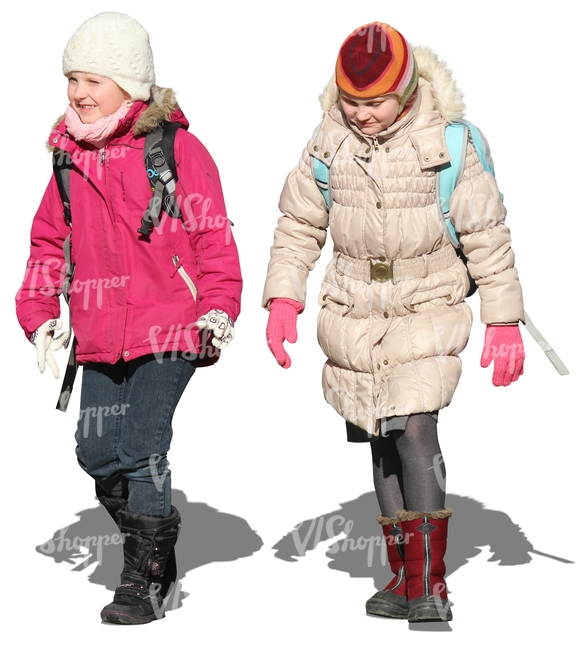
[263,47,524,436]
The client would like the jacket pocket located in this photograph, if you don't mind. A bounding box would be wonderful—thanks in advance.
[402,284,457,313]
[172,255,198,302]
[318,278,354,316]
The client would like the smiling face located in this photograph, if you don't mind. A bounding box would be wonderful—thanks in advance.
[339,91,401,135]
[67,72,130,124]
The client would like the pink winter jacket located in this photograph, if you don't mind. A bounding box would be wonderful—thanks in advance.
[16,89,242,366]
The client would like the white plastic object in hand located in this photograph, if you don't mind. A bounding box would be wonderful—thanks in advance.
[196,310,235,349]
[32,318,71,379]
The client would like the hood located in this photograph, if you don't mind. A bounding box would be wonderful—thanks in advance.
[47,86,188,151]
[318,46,465,123]
[133,86,188,135]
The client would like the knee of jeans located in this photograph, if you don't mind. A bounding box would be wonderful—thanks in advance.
[75,453,119,485]
[117,451,170,482]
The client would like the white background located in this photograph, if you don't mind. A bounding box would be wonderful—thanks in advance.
[2,0,580,645]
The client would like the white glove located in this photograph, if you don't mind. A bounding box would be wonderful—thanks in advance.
[30,318,71,379]
[196,310,235,349]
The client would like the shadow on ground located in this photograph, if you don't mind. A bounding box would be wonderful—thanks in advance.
[272,492,573,586]
[36,489,263,611]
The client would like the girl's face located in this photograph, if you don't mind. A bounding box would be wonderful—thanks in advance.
[339,92,401,135]
[67,72,129,124]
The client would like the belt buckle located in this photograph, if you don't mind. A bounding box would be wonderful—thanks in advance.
[369,259,393,283]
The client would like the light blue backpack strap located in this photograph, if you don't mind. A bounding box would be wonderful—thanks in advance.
[436,122,468,248]
[311,157,332,211]
[465,121,495,176]
[441,122,468,213]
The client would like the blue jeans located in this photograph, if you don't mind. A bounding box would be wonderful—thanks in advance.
[75,354,197,516]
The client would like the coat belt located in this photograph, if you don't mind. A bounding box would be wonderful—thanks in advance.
[335,246,458,284]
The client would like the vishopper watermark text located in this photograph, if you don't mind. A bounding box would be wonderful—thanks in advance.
[292,514,413,567]
[18,259,131,309]
[148,193,233,244]
[39,527,126,568]
[147,323,220,363]
[79,402,131,438]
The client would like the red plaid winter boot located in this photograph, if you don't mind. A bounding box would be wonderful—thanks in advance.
[397,508,453,622]
[365,516,408,618]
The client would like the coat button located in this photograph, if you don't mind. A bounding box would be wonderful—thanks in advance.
[383,312,389,319]
[385,147,389,153]
[365,147,371,154]
[52,137,58,144]
[424,155,431,162]
[123,351,130,357]
[376,363,380,370]
[323,151,330,158]
[323,294,328,301]
[383,360,388,365]
[313,145,319,152]
[439,152,445,158]
[376,202,382,209]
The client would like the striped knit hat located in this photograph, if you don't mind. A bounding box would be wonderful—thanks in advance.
[336,22,418,111]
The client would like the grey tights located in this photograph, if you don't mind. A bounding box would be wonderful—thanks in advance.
[371,413,446,518]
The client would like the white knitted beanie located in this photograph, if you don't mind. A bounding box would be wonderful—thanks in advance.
[62,12,155,101]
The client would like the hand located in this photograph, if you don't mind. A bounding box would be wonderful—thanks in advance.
[196,310,235,349]
[266,298,303,369]
[480,324,525,387]
[31,318,70,379]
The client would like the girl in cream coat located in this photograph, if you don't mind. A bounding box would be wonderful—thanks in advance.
[263,22,525,623]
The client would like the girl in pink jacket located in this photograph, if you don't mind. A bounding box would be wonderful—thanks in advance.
[264,22,525,623]
[16,12,242,625]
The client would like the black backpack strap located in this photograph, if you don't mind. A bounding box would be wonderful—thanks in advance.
[52,150,75,302]
[56,338,79,412]
[52,148,78,411]
[53,149,73,227]
[138,122,182,238]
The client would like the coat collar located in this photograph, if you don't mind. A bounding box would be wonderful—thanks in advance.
[47,86,188,153]
[314,89,451,171]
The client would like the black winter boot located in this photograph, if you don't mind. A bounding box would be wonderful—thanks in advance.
[100,507,181,625]
[95,482,177,601]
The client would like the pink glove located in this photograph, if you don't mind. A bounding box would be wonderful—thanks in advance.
[480,324,525,387]
[266,298,303,369]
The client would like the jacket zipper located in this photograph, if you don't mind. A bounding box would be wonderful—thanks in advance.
[372,135,379,152]
[100,149,105,166]
[172,255,198,301]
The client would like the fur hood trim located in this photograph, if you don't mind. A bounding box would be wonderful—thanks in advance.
[318,46,465,122]
[133,86,178,136]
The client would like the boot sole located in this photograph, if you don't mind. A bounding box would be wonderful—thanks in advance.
[101,609,164,625]
[408,596,452,623]
[365,590,408,619]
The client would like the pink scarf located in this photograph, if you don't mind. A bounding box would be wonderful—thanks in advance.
[65,101,133,148]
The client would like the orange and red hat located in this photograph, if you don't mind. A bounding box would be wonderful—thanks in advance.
[336,22,418,110]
